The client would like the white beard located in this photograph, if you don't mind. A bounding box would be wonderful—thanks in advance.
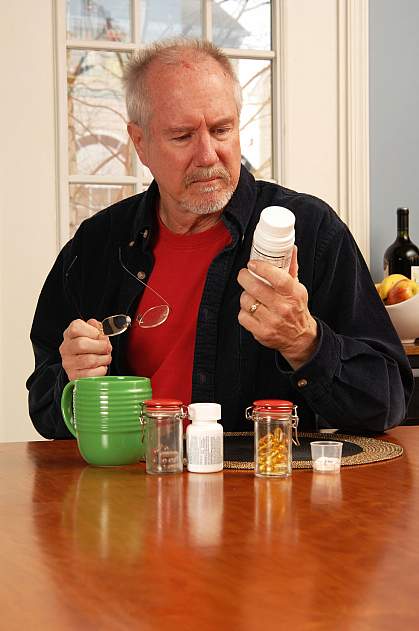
[179,187,234,215]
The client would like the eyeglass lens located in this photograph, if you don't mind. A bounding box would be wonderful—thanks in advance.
[138,305,170,328]
[101,315,131,336]
[101,305,170,336]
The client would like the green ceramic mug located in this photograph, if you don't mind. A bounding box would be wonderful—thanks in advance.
[61,376,152,466]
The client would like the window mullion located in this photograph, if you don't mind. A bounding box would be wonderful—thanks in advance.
[132,1,142,195]
[221,47,274,60]
[202,0,212,40]
[56,0,70,247]
[69,175,138,185]
[271,0,283,184]
[67,39,136,52]
[133,0,141,45]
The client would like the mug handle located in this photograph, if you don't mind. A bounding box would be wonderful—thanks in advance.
[61,381,77,438]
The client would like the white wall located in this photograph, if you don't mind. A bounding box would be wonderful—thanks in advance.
[369,0,419,282]
[281,1,339,208]
[0,1,57,441]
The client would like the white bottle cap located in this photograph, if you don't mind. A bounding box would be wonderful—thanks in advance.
[188,403,221,422]
[259,206,295,237]
[253,206,295,255]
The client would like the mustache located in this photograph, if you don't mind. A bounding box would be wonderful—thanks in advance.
[184,167,231,187]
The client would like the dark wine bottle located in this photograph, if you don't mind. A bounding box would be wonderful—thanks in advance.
[383,207,419,281]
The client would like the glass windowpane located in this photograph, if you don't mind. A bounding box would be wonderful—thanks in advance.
[66,0,132,42]
[235,59,272,179]
[140,0,202,42]
[64,2,275,236]
[213,0,271,50]
[67,50,133,177]
[69,184,137,237]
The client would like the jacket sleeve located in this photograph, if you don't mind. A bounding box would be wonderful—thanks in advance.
[26,243,77,439]
[279,219,414,433]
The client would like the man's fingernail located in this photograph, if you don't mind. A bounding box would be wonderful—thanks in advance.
[247,261,256,271]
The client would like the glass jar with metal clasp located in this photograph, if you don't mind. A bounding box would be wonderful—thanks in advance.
[141,400,188,474]
[246,400,299,478]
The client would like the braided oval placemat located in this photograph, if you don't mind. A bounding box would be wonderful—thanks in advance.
[223,431,403,470]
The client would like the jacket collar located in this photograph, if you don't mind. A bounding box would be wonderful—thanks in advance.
[130,165,257,244]
[130,180,159,245]
[222,165,257,236]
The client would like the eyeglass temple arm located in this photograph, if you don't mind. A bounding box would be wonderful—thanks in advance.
[118,247,170,307]
[64,255,85,320]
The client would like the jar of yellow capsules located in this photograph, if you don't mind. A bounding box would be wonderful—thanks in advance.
[246,400,299,478]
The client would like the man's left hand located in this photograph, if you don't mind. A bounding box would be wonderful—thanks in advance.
[237,246,318,370]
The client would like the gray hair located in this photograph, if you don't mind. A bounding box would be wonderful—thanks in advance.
[123,38,242,128]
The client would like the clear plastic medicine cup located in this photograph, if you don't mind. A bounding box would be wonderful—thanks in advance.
[310,441,343,473]
[142,399,187,474]
[246,400,299,478]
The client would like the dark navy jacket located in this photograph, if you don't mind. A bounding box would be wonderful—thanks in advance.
[27,167,413,438]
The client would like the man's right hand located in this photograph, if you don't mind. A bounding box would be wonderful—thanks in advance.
[59,318,113,381]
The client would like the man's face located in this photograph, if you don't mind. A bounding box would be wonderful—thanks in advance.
[128,56,242,217]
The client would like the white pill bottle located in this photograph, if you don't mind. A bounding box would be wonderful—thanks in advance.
[250,206,295,273]
[186,403,223,473]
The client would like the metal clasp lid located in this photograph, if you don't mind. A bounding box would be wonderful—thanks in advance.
[139,399,188,440]
[140,399,188,423]
[142,399,188,418]
[245,399,299,446]
[290,405,299,446]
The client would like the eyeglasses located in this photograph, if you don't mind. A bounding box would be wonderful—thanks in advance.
[102,254,170,336]
[65,250,171,337]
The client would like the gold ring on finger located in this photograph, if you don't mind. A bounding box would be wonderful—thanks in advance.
[249,301,261,314]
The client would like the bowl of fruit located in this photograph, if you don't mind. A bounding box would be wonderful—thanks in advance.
[376,274,419,343]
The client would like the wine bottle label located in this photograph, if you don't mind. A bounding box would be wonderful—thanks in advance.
[411,266,419,283]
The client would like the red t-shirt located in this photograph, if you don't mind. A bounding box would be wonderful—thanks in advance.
[126,216,231,404]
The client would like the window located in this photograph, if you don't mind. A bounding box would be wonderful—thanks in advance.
[58,0,277,241]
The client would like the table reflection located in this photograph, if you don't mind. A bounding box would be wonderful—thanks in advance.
[310,471,342,506]
[61,467,148,562]
[56,467,301,560]
[186,473,224,547]
[57,466,224,561]
[147,473,184,544]
[253,476,293,535]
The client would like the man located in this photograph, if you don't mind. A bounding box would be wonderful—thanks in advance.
[27,38,412,439]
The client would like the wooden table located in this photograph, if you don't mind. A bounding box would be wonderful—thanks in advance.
[1,428,419,630]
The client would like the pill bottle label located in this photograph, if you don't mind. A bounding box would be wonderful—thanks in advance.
[250,244,292,272]
[187,434,223,466]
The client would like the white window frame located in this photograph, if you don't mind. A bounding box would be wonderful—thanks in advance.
[55,0,370,263]
[55,0,280,247]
